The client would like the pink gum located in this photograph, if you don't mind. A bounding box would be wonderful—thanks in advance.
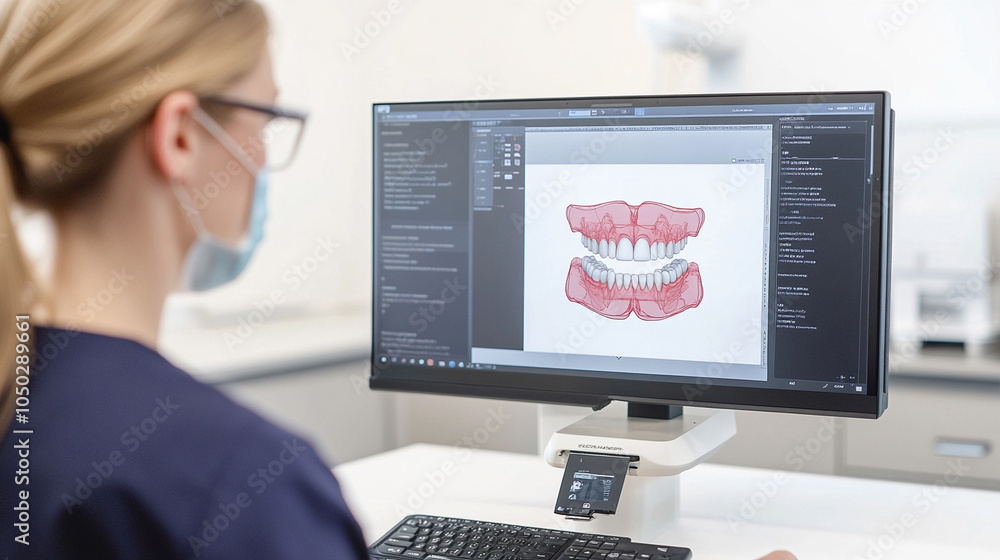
[566,201,705,246]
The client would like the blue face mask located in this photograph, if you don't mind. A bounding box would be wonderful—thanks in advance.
[174,167,269,291]
[174,108,271,292]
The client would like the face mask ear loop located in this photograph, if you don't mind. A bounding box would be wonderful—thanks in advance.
[171,181,208,235]
[191,106,261,176]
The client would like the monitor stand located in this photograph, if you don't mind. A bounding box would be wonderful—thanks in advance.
[542,402,737,542]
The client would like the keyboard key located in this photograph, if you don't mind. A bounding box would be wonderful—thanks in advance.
[377,544,406,555]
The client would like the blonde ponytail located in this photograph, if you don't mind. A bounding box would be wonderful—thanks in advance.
[0,147,33,430]
[0,0,269,430]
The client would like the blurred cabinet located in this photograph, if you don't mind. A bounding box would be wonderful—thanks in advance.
[709,352,1000,490]
[841,376,1000,490]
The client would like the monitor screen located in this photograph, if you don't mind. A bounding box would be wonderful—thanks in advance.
[370,92,892,418]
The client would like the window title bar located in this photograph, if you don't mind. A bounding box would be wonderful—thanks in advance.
[375,103,876,122]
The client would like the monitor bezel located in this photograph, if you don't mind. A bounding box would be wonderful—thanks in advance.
[370,91,892,419]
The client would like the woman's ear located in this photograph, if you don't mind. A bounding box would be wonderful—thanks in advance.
[148,90,201,182]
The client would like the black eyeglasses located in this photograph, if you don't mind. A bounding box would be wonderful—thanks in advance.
[201,95,309,171]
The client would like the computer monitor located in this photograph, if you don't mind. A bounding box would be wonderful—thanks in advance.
[370,92,892,419]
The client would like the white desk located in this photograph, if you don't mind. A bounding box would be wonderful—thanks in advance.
[335,444,1000,560]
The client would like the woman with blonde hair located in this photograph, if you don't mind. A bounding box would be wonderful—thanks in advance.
[0,1,367,557]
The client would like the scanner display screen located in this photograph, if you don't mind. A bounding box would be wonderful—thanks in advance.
[554,453,629,518]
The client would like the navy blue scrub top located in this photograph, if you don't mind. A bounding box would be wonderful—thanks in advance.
[0,327,369,559]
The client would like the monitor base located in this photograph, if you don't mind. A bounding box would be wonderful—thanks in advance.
[543,402,736,541]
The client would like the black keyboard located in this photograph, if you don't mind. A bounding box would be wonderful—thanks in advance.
[369,514,692,560]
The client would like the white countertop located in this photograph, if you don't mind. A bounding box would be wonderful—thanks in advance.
[335,444,1000,560]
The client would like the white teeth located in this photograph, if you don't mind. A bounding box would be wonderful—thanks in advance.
[634,238,651,262]
[617,238,633,261]
[578,235,692,292]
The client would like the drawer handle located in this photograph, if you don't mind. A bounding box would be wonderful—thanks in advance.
[934,440,990,459]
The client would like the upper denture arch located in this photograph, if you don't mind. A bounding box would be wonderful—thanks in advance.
[566,201,706,262]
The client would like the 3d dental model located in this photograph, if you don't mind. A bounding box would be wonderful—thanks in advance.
[565,201,705,320]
